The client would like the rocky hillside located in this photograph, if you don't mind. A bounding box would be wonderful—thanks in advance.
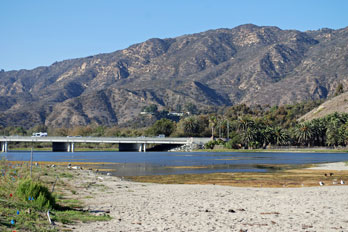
[1,24,348,128]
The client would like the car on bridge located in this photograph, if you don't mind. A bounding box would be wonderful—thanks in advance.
[32,132,48,137]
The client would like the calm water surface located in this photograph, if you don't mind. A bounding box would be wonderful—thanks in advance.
[2,151,348,176]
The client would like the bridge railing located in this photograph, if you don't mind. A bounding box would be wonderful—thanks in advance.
[0,136,199,144]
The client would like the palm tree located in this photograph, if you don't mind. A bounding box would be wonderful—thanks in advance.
[237,116,255,132]
[183,116,199,136]
[310,118,326,146]
[243,127,259,149]
[259,126,274,148]
[273,126,289,146]
[293,122,314,147]
[209,115,217,139]
[237,117,262,149]
[325,115,345,147]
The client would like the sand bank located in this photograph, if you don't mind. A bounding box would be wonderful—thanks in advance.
[68,164,348,232]
[308,162,348,171]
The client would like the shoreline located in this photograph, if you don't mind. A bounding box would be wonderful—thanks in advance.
[68,162,348,231]
[6,159,348,188]
[307,161,348,170]
[194,148,348,153]
[3,160,345,231]
[3,146,348,153]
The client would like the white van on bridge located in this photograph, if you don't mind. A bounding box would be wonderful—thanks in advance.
[32,132,48,137]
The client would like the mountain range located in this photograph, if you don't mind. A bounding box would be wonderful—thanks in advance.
[1,24,348,128]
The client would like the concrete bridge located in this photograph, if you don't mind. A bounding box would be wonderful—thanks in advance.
[0,136,211,152]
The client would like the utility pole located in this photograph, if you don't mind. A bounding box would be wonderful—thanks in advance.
[219,121,221,139]
[30,148,33,178]
[227,120,229,140]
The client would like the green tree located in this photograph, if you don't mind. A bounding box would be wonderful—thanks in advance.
[147,118,176,137]
[182,116,200,136]
[323,112,348,147]
[236,117,264,149]
[224,131,242,149]
[293,122,314,146]
[185,103,198,114]
[11,126,27,136]
[273,126,289,146]
[310,118,326,146]
[334,83,344,96]
[260,126,275,148]
[143,104,158,113]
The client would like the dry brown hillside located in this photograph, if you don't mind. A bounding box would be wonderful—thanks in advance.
[300,92,348,121]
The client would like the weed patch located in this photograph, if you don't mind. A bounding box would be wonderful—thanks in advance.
[0,159,111,231]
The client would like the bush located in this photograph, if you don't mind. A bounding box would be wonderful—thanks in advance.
[204,139,226,149]
[224,135,242,149]
[215,139,225,145]
[16,178,56,210]
[204,140,217,149]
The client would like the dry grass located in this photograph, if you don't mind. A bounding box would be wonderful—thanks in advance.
[128,168,348,188]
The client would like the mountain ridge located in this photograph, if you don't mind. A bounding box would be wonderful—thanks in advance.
[1,24,348,128]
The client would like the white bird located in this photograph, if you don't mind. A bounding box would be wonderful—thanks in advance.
[319,181,324,186]
[341,180,345,185]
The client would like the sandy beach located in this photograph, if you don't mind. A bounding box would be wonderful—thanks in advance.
[307,162,348,171]
[66,163,348,232]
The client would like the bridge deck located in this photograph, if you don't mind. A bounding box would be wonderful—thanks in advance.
[0,136,210,145]
[1,136,211,152]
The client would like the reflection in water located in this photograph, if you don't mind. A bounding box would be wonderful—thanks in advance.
[2,151,348,176]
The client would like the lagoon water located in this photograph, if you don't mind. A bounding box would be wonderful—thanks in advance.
[2,151,348,176]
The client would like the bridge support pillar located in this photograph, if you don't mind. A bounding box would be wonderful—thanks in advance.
[138,143,146,152]
[1,142,8,152]
[67,142,75,152]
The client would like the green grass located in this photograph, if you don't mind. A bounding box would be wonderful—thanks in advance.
[0,158,111,231]
[56,198,83,208]
[52,210,111,224]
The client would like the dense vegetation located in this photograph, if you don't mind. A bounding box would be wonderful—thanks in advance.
[3,100,348,149]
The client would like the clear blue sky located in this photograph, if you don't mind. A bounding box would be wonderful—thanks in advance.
[1,0,348,71]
